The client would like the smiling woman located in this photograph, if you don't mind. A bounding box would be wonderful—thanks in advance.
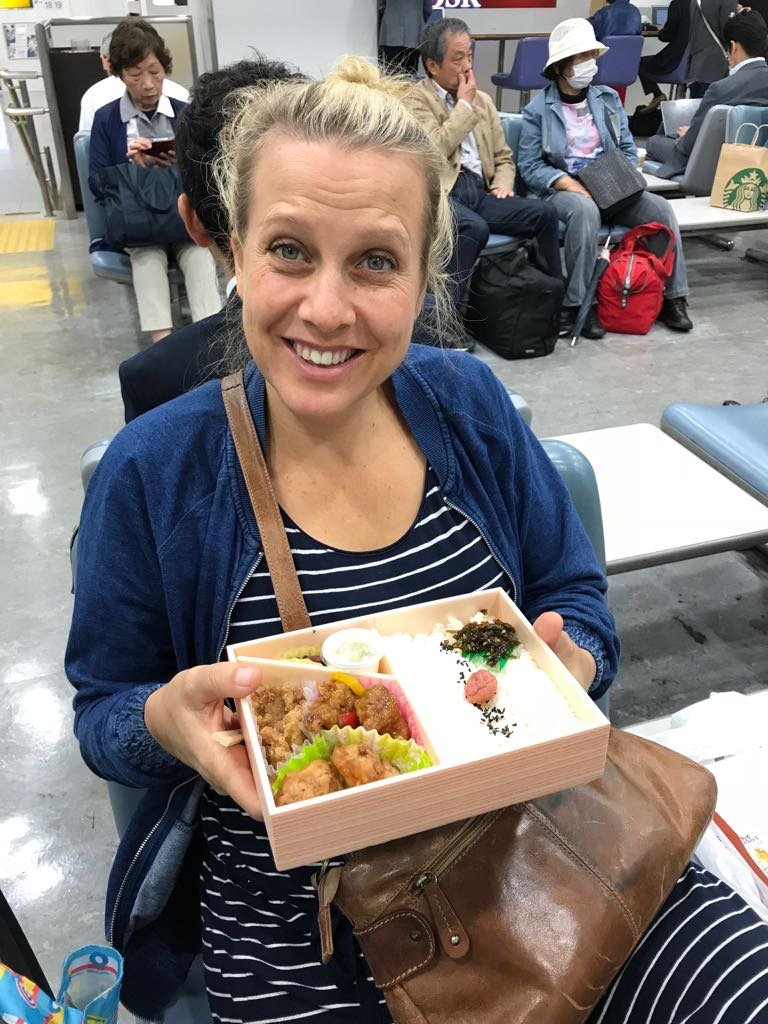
[66,55,622,1022]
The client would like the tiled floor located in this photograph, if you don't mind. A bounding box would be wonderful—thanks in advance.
[0,207,766,1012]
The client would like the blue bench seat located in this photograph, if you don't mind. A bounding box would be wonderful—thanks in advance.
[661,402,768,505]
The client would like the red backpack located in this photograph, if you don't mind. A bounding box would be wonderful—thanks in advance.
[596,222,675,335]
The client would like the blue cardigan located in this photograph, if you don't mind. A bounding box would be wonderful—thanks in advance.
[88,93,186,198]
[66,347,619,1014]
[518,83,638,198]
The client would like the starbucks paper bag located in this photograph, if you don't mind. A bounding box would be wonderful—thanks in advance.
[711,122,768,212]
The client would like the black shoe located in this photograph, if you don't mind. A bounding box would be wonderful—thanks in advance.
[581,308,606,340]
[558,307,576,337]
[559,306,605,340]
[657,297,693,332]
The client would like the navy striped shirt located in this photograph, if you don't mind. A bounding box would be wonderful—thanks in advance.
[227,466,509,639]
[201,467,768,1023]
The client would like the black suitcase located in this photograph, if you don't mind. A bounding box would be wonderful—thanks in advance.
[464,244,564,360]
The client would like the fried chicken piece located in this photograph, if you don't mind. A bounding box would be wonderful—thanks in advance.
[251,684,308,768]
[274,760,344,806]
[330,743,400,788]
[354,683,410,739]
[303,679,356,735]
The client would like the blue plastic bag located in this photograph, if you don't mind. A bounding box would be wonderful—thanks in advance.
[0,945,122,1023]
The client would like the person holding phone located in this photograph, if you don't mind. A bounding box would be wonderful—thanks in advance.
[89,19,221,342]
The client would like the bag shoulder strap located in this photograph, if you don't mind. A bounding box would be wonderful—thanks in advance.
[695,0,728,59]
[612,222,676,276]
[221,371,312,634]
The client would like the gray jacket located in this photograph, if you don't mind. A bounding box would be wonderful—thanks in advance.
[688,0,738,83]
[657,58,768,175]
[378,0,433,48]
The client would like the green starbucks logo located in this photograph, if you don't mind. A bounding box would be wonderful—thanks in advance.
[723,168,768,212]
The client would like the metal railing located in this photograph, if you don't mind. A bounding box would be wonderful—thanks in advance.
[0,68,60,217]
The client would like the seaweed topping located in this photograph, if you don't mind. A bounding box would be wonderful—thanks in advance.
[479,705,517,738]
[441,617,520,668]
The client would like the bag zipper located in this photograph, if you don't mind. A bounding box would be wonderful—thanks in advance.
[620,254,635,308]
[407,811,501,959]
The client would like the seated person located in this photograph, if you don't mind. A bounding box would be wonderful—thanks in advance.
[637,0,690,111]
[89,19,221,343]
[407,18,562,312]
[67,57,768,1023]
[119,57,302,422]
[689,0,739,96]
[589,0,642,39]
[647,10,768,178]
[518,19,693,337]
[79,26,188,132]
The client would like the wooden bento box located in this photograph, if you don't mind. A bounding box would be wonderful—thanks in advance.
[228,588,609,870]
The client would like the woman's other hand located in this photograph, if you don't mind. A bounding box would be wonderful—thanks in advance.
[554,174,592,199]
[145,663,263,818]
[155,147,176,166]
[127,137,153,168]
[533,611,596,691]
[490,185,514,199]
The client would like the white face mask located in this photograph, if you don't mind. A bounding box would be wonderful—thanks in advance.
[565,58,598,90]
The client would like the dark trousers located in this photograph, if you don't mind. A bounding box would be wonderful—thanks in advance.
[448,169,562,310]
[639,54,666,97]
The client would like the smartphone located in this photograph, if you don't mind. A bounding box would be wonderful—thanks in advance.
[148,137,175,158]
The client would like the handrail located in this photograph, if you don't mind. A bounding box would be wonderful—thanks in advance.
[5,106,48,116]
[0,69,42,81]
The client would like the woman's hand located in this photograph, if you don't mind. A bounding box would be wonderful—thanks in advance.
[127,137,153,168]
[554,174,591,199]
[490,185,514,199]
[145,662,263,818]
[532,612,596,691]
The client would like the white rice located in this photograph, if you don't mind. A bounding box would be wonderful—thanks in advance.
[382,621,585,764]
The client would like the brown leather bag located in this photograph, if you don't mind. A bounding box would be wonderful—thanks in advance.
[222,371,718,1024]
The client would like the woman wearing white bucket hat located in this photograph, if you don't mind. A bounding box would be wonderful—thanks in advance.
[517,18,693,338]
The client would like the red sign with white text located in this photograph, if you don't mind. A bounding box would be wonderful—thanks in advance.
[433,0,556,9]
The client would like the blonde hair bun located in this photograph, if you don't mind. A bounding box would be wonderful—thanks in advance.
[328,54,411,98]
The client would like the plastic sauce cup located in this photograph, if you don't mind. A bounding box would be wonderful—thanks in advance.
[321,628,384,674]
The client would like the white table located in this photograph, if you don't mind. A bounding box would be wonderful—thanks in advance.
[553,423,768,574]
[671,194,768,233]
[643,171,682,194]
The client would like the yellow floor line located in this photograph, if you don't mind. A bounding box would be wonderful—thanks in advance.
[0,219,56,254]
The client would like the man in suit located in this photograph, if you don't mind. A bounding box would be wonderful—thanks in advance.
[647,10,768,178]
[408,18,562,312]
[119,59,301,422]
[689,0,740,94]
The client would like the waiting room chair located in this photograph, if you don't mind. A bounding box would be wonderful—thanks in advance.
[73,131,184,297]
[491,37,549,110]
[644,104,729,197]
[725,103,768,143]
[654,48,690,101]
[661,402,768,506]
[593,35,644,91]
[540,438,610,718]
